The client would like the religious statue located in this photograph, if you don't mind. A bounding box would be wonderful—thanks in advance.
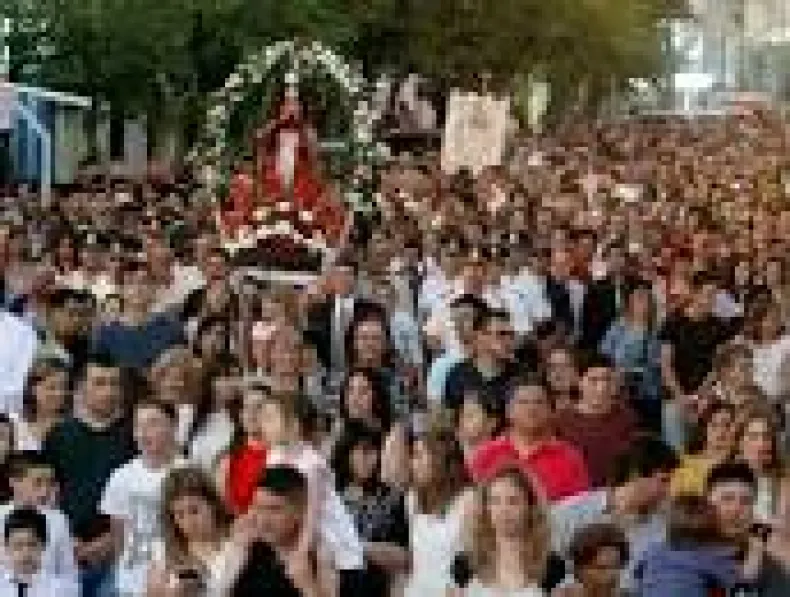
[253,85,323,210]
[224,82,347,246]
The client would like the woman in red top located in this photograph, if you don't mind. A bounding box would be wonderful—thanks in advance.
[216,385,268,516]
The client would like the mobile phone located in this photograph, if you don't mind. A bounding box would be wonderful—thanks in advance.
[752,523,772,543]
[176,569,202,582]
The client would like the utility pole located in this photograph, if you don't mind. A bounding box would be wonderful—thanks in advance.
[0,18,12,189]
[1,17,10,80]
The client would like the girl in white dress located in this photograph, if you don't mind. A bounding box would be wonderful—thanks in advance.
[402,426,475,596]
[450,466,553,597]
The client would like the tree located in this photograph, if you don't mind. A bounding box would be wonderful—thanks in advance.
[3,0,683,147]
[398,0,680,117]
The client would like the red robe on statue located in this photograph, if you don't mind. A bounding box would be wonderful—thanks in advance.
[223,99,348,244]
[256,103,346,240]
[256,116,323,214]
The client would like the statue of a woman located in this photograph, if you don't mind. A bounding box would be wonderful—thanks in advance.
[253,85,324,213]
[223,83,348,246]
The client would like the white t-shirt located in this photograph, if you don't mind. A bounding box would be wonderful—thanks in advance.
[186,410,235,473]
[100,456,187,597]
[147,539,243,597]
[0,503,77,584]
[0,570,79,597]
[8,413,42,452]
[404,490,469,596]
[499,269,553,335]
[752,334,790,400]
[150,264,205,316]
[0,312,37,415]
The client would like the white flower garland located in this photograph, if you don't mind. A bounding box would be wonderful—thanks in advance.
[189,39,388,243]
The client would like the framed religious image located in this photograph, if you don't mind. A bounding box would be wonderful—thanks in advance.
[441,90,511,176]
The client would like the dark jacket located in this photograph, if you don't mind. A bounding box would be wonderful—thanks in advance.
[579,276,638,351]
[304,296,383,369]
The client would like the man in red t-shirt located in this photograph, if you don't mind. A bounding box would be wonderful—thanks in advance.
[469,373,590,502]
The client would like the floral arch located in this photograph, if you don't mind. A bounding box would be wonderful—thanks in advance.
[188,39,387,217]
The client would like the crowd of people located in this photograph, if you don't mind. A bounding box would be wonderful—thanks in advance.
[0,107,790,597]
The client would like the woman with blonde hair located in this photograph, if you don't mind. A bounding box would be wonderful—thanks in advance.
[449,466,559,596]
[148,346,200,450]
[145,466,236,597]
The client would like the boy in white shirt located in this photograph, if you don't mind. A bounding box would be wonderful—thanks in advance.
[0,506,79,597]
[0,311,37,416]
[99,398,186,596]
[0,452,77,583]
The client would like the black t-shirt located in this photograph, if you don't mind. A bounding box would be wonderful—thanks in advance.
[231,542,303,597]
[43,415,135,535]
[659,314,735,393]
[443,359,518,412]
[342,483,410,597]
[451,551,566,591]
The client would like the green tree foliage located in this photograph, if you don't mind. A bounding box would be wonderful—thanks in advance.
[2,0,682,126]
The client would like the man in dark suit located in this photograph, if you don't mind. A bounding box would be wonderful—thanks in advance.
[579,243,639,351]
[304,258,383,371]
[544,246,577,340]
[546,243,638,351]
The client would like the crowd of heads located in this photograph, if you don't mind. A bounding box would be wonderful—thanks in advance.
[0,108,789,596]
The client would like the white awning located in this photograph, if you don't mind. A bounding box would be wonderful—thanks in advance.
[0,81,91,108]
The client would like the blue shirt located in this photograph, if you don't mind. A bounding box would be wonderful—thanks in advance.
[91,314,185,369]
[636,543,738,597]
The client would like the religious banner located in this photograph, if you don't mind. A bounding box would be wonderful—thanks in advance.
[441,90,510,176]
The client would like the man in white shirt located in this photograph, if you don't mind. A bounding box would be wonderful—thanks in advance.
[424,253,500,347]
[0,452,76,584]
[0,507,79,597]
[144,236,205,316]
[99,398,186,596]
[0,311,37,416]
[499,265,552,336]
